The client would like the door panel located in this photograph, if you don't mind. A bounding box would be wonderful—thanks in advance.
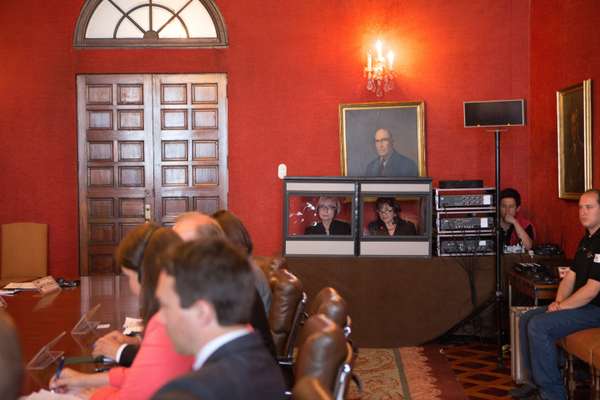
[78,74,227,275]
[78,75,154,275]
[152,74,228,226]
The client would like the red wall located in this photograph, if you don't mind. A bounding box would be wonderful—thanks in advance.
[0,0,530,276]
[529,0,600,257]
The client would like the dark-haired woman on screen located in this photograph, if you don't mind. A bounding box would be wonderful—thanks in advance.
[368,197,417,236]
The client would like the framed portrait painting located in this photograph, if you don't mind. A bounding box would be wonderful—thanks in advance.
[339,101,426,177]
[557,79,592,200]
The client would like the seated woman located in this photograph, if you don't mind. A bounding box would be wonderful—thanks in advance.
[212,209,277,359]
[304,196,351,235]
[367,197,417,236]
[50,224,194,400]
[212,209,272,312]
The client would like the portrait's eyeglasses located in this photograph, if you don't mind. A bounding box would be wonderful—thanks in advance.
[377,207,394,214]
[318,205,337,211]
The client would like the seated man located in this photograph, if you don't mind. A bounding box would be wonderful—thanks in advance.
[152,239,285,399]
[511,189,600,400]
[0,311,22,400]
[499,188,534,252]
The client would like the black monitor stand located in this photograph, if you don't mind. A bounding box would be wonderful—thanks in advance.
[493,128,507,368]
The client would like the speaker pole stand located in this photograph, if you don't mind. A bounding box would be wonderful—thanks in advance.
[493,128,506,368]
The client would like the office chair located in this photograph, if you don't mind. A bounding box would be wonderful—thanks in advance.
[292,376,332,400]
[269,268,307,360]
[1,222,48,283]
[294,315,355,400]
[306,287,352,338]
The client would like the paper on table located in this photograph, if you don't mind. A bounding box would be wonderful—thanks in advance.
[19,389,80,399]
[32,276,61,295]
[4,282,38,290]
[123,317,144,335]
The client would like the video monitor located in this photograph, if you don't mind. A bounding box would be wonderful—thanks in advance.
[284,179,356,256]
[359,180,432,257]
[283,177,432,257]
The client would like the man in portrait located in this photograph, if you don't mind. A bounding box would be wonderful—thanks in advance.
[365,128,418,177]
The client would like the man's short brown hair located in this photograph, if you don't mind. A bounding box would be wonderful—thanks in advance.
[163,238,254,325]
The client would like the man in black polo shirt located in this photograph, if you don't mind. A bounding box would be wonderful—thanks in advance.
[511,189,600,400]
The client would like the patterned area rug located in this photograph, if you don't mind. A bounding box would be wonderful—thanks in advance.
[348,346,466,399]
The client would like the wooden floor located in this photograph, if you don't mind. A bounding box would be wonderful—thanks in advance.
[443,341,593,399]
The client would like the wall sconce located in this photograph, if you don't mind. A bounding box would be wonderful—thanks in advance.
[364,39,395,97]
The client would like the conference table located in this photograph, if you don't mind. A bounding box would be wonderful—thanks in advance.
[4,276,139,395]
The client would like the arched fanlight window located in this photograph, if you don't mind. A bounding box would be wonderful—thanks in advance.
[74,0,227,48]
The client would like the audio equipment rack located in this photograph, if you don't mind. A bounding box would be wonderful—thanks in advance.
[434,187,496,256]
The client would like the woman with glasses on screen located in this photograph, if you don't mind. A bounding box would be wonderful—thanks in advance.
[304,196,351,235]
[368,197,417,236]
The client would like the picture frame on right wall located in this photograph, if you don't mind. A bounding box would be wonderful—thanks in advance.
[557,79,592,200]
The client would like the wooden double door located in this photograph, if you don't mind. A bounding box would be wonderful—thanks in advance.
[77,74,228,275]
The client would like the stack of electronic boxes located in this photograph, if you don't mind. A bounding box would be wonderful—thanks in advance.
[434,186,496,256]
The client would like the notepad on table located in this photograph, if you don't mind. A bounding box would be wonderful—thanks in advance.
[19,389,81,399]
[3,281,39,290]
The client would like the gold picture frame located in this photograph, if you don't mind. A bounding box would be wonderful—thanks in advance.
[339,101,426,177]
[557,79,592,199]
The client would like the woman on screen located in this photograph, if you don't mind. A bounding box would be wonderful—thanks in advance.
[50,224,194,399]
[368,197,417,236]
[304,196,351,235]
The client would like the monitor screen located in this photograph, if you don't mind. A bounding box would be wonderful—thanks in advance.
[360,195,428,238]
[283,176,432,257]
[287,194,354,237]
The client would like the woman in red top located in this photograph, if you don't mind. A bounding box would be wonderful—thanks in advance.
[50,224,194,399]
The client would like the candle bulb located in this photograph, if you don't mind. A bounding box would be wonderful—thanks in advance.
[387,50,394,70]
[376,39,383,61]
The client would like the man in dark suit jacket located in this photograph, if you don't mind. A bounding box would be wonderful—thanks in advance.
[152,239,285,400]
[365,128,418,177]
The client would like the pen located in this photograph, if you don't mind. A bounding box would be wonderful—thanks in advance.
[55,356,65,380]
